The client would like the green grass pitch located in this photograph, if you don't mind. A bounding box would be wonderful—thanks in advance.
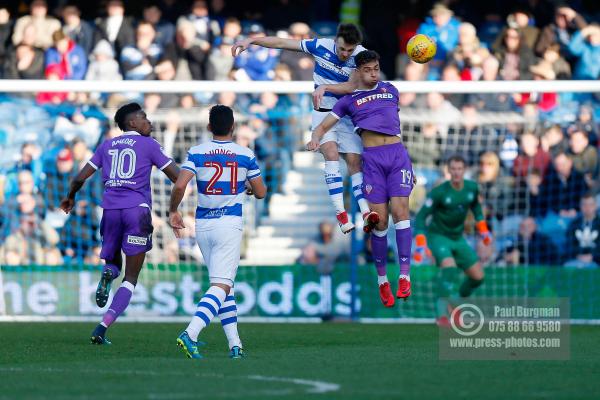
[1,323,599,399]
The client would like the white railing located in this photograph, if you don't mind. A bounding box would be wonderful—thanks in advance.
[0,79,599,94]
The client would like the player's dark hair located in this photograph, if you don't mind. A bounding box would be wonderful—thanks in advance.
[114,102,142,131]
[355,50,380,68]
[447,154,466,166]
[335,23,362,45]
[209,104,234,136]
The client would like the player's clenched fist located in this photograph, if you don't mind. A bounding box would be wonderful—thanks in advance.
[231,38,252,56]
[306,139,320,152]
[59,197,75,214]
[168,211,186,238]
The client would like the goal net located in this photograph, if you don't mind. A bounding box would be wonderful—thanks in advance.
[0,79,599,322]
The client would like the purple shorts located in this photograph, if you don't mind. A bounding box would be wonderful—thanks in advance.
[99,206,153,258]
[362,142,414,204]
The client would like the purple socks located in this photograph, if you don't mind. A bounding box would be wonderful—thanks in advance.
[371,229,388,276]
[102,281,134,327]
[395,221,412,276]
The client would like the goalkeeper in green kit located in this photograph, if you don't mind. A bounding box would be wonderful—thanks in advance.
[414,155,492,327]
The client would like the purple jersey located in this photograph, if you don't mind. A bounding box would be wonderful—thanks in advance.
[331,81,400,136]
[88,131,172,209]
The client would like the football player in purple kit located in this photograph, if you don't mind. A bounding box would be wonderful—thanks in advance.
[307,50,414,308]
[60,103,179,344]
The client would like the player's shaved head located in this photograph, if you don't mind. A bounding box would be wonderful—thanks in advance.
[209,104,234,136]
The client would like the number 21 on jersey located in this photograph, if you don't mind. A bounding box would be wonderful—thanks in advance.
[204,161,238,194]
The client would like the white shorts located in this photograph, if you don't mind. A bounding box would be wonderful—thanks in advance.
[195,226,242,286]
[312,110,363,155]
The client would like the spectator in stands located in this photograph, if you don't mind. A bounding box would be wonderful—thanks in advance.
[477,151,515,223]
[448,22,490,81]
[2,143,44,198]
[493,9,539,52]
[3,43,45,81]
[61,4,94,56]
[445,104,499,166]
[176,0,219,60]
[93,0,136,59]
[143,3,175,49]
[1,192,61,266]
[279,22,314,81]
[208,36,235,80]
[576,104,599,145]
[145,59,193,112]
[499,217,557,266]
[173,18,210,80]
[417,3,460,79]
[234,123,258,148]
[513,131,551,179]
[520,61,558,112]
[541,124,568,157]
[399,61,426,108]
[567,24,600,80]
[469,56,512,112]
[541,43,571,79]
[441,63,466,108]
[60,199,99,262]
[44,148,76,211]
[298,220,350,270]
[233,23,279,81]
[45,29,88,80]
[426,92,460,137]
[36,64,69,104]
[86,39,122,80]
[495,27,536,81]
[120,22,164,80]
[3,170,45,220]
[568,127,598,193]
[564,194,600,268]
[538,152,587,218]
[535,5,587,58]
[71,138,93,169]
[221,17,242,42]
[0,7,13,76]
[12,0,61,50]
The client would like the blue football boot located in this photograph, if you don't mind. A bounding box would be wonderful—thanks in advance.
[177,331,202,359]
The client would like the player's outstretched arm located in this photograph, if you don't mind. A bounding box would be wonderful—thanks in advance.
[306,114,339,151]
[247,176,267,199]
[313,71,359,109]
[162,163,180,183]
[168,169,195,238]
[60,163,96,214]
[232,36,302,56]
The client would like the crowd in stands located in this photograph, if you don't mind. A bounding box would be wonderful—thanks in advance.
[0,0,599,267]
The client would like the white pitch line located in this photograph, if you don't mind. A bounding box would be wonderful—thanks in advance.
[0,368,341,396]
[248,375,340,394]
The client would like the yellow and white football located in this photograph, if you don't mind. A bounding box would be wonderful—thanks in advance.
[406,34,437,64]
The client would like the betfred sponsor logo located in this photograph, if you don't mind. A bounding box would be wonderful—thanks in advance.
[356,93,393,106]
